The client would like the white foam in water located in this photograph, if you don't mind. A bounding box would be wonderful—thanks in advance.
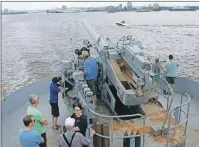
[2,11,199,98]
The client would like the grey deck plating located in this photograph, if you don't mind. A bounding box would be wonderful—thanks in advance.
[1,78,199,147]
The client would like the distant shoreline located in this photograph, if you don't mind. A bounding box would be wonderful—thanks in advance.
[2,12,27,15]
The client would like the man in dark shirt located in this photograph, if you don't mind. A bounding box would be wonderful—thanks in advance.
[49,77,67,133]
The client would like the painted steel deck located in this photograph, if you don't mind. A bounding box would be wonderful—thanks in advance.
[1,78,199,147]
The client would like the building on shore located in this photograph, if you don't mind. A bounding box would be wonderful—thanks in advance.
[127,1,132,11]
[106,6,118,13]
[136,3,160,12]
[61,5,67,11]
[4,9,9,14]
[152,3,161,11]
[2,8,27,15]
[118,4,123,11]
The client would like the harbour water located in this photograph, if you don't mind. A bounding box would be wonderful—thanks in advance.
[2,11,199,98]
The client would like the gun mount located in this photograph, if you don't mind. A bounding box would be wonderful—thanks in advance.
[61,20,153,120]
[60,20,191,147]
[81,20,152,108]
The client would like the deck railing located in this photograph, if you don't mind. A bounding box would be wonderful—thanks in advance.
[150,63,191,146]
[87,108,146,147]
[165,93,191,147]
[150,63,175,131]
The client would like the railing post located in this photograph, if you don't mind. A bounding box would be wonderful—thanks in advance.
[123,130,130,147]
[102,123,110,147]
[93,119,97,147]
[142,117,145,147]
[179,93,184,122]
[130,131,135,147]
[174,107,180,125]
[166,113,172,147]
[184,94,190,136]
[135,130,141,147]
[109,118,114,147]
[96,122,102,147]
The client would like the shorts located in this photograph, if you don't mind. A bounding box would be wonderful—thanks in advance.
[39,132,47,147]
[152,75,160,84]
[166,77,176,84]
[86,79,97,95]
[50,103,59,117]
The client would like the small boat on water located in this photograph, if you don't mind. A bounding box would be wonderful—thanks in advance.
[116,21,128,26]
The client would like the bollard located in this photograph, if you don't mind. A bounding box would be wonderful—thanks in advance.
[92,119,97,147]
[102,123,110,147]
[96,122,103,147]
[130,129,136,147]
[123,130,130,147]
[135,130,141,147]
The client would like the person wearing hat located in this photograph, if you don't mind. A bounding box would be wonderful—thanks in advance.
[49,77,68,133]
[80,47,90,55]
[58,117,95,147]
[80,51,98,107]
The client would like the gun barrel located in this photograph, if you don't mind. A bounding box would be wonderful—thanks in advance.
[81,20,108,50]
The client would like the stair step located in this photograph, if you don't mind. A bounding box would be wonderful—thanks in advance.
[150,124,169,136]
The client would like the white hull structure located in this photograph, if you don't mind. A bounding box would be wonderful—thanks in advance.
[116,22,129,26]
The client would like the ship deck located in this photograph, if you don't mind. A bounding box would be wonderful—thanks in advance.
[1,79,199,147]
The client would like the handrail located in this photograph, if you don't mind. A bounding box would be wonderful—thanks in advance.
[152,72,175,132]
[150,63,175,132]
[165,93,191,147]
[150,65,191,146]
[89,108,144,118]
[88,108,146,147]
[160,76,174,132]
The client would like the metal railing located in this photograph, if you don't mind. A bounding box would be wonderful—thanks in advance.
[165,93,191,147]
[88,108,146,147]
[157,73,175,132]
[150,63,191,146]
[150,63,175,131]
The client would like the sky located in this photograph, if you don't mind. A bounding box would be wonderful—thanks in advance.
[2,0,199,10]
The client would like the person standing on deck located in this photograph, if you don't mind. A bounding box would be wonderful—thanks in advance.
[19,115,44,147]
[80,51,98,107]
[27,94,48,147]
[71,104,87,137]
[58,117,95,147]
[49,77,68,133]
[161,55,178,93]
[151,58,161,96]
